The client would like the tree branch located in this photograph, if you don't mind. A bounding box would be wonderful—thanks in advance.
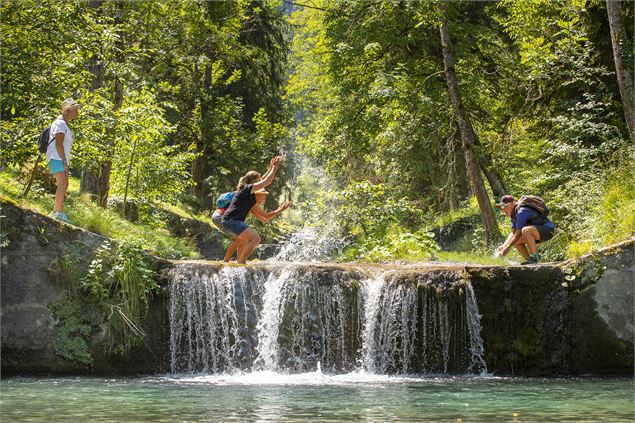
[283,1,331,13]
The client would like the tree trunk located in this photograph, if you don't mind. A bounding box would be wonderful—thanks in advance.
[438,2,500,243]
[460,122,508,198]
[606,0,635,138]
[464,121,507,198]
[80,170,100,199]
[192,63,213,207]
[476,154,507,199]
[97,78,123,208]
[96,2,124,208]
[191,153,206,203]
[191,63,205,204]
[80,0,104,199]
[97,160,112,208]
[122,134,139,217]
[20,154,42,198]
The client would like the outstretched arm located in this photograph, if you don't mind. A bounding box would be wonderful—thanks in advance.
[497,230,521,255]
[260,156,278,182]
[250,201,293,223]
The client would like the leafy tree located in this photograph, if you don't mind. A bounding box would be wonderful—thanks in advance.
[497,0,632,191]
[1,0,96,165]
[606,0,634,136]
[2,0,292,217]
[287,0,507,244]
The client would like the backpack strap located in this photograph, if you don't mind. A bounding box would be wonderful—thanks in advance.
[47,125,55,147]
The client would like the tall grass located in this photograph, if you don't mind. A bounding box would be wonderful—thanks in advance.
[1,167,200,259]
[563,166,635,258]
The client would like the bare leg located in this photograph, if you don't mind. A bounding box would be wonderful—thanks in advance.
[521,226,541,255]
[53,171,68,212]
[224,238,243,262]
[236,228,261,264]
[514,243,530,260]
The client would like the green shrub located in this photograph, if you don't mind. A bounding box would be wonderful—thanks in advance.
[50,239,161,365]
[81,240,159,356]
[552,163,635,260]
[343,224,440,262]
[49,297,104,366]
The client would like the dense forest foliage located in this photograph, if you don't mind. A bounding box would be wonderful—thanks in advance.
[2,0,633,261]
[2,0,291,206]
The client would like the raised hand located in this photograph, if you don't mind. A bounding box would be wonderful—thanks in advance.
[276,201,292,214]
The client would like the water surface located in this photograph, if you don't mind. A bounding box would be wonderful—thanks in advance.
[1,374,633,422]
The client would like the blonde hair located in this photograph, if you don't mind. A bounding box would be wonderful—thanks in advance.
[237,171,261,190]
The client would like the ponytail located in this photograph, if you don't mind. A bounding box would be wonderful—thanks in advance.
[237,171,261,190]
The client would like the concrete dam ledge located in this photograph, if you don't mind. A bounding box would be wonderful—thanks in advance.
[1,200,633,376]
[169,259,563,273]
[164,259,565,288]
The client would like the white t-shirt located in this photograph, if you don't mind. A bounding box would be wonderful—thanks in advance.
[45,115,73,164]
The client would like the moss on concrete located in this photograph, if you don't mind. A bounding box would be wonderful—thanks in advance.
[3,200,633,376]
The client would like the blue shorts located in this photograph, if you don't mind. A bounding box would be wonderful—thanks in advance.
[535,224,554,243]
[220,219,249,237]
[48,159,65,175]
[212,212,235,239]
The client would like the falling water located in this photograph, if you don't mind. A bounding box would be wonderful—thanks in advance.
[169,265,265,373]
[465,282,488,374]
[252,269,293,371]
[359,273,386,373]
[168,264,487,375]
[269,225,347,262]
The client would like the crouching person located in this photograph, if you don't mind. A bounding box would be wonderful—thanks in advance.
[495,195,555,265]
[218,156,292,264]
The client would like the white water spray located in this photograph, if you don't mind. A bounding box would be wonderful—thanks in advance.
[168,264,488,376]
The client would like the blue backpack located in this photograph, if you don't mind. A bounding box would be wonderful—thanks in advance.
[216,192,235,209]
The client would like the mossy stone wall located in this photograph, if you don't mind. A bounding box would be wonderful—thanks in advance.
[2,200,632,376]
[1,200,171,375]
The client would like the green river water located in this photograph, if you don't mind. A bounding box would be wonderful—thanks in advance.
[1,374,633,422]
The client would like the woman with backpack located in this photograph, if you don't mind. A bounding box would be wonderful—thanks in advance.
[220,155,291,264]
[46,98,81,223]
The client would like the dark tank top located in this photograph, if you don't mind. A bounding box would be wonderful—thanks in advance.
[223,184,256,222]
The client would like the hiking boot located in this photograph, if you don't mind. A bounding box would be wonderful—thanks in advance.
[521,253,539,265]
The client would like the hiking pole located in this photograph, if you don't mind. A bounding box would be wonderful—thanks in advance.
[20,153,42,198]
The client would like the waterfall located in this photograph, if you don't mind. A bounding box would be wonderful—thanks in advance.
[252,269,292,371]
[168,264,487,375]
[465,282,487,374]
[169,265,265,373]
[359,273,385,373]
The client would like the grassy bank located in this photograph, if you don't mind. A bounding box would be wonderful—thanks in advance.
[0,167,201,259]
